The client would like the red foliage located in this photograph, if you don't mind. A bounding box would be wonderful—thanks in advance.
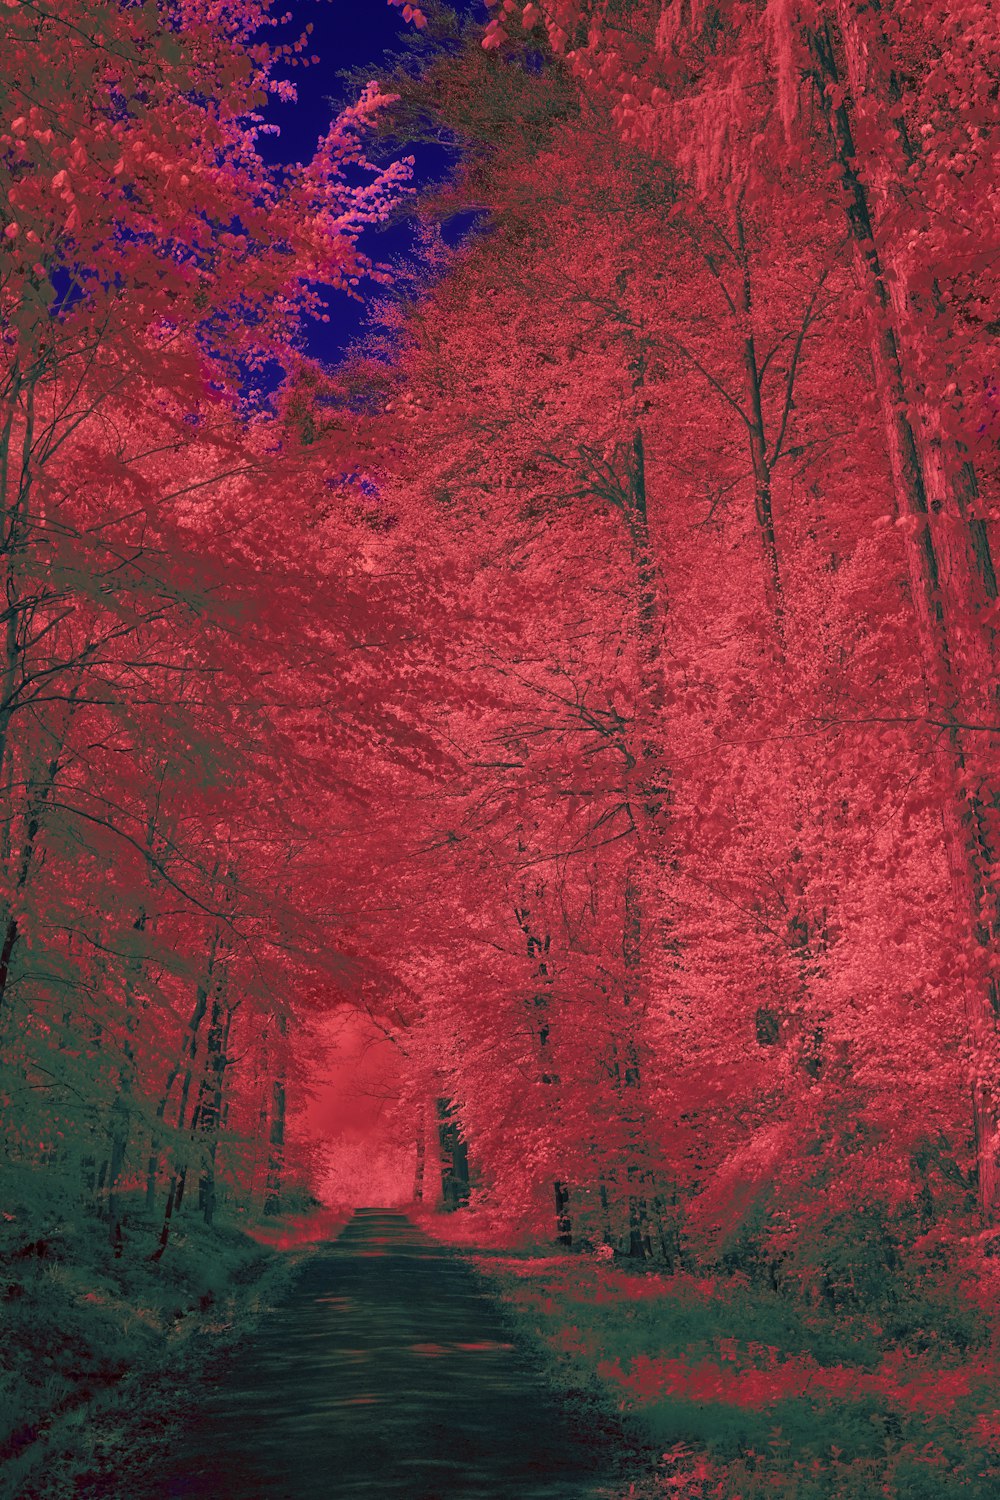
[2,0,999,1317]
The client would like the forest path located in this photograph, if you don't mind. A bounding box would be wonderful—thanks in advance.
[145,1209,626,1499]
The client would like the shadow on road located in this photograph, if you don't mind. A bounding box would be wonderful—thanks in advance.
[144,1209,627,1499]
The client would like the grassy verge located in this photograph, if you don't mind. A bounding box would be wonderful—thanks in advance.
[461,1244,1000,1499]
[1,1200,349,1499]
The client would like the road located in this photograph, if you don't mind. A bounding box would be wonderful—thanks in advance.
[145,1209,626,1499]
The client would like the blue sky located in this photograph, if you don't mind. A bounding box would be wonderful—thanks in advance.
[262,0,483,367]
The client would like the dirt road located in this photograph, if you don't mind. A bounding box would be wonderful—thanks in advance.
[143,1210,626,1499]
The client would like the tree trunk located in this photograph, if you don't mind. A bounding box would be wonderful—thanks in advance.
[106,907,148,1252]
[150,1171,181,1262]
[0,729,77,1024]
[148,925,220,1247]
[0,377,35,795]
[263,1079,286,1216]
[263,1008,288,1218]
[810,17,1000,1216]
[618,869,660,1258]
[732,195,785,628]
[554,1179,573,1248]
[598,1178,613,1246]
[436,1097,470,1209]
[514,883,573,1247]
[197,996,233,1227]
[618,424,674,1260]
[833,0,998,624]
[413,1113,426,1202]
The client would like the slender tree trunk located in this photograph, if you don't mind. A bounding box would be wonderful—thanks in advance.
[413,1112,426,1203]
[732,196,784,627]
[436,1097,470,1209]
[150,1172,181,1262]
[833,0,998,623]
[262,1082,286,1216]
[810,19,1000,1216]
[251,1034,271,1206]
[191,875,233,1224]
[0,722,77,1023]
[618,421,675,1260]
[553,1179,573,1247]
[726,206,834,1070]
[618,869,657,1258]
[514,882,573,1246]
[0,377,35,793]
[598,1178,613,1245]
[106,910,147,1253]
[197,997,233,1227]
[263,1011,288,1217]
[149,923,220,1248]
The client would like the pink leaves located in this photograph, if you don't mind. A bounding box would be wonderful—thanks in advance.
[387,0,427,29]
[0,0,414,383]
[291,131,414,286]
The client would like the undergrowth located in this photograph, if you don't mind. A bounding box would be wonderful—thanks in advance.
[464,1231,1000,1500]
[0,1177,343,1500]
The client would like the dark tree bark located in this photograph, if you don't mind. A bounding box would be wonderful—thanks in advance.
[436,1097,470,1209]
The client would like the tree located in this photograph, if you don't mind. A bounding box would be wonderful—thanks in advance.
[0,0,419,1254]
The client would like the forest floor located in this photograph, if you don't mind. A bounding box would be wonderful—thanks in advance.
[0,1198,348,1500]
[10,1202,1000,1499]
[458,1233,1000,1499]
